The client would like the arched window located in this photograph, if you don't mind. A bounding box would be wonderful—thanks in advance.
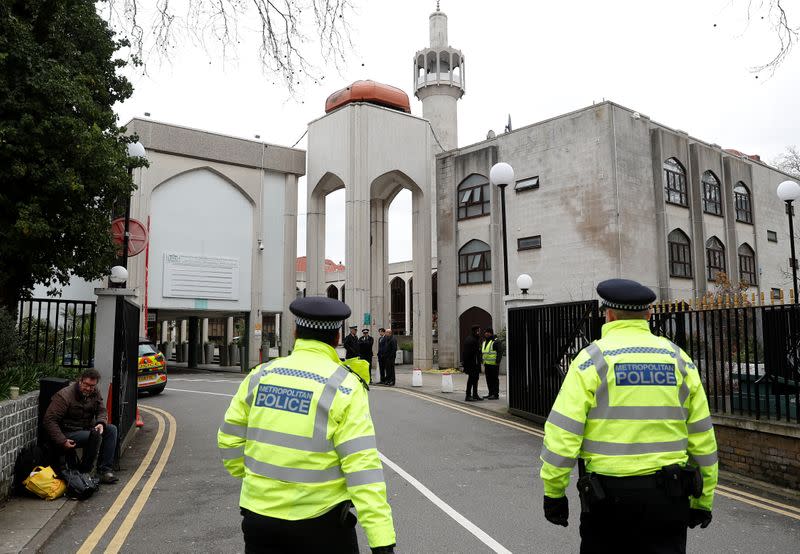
[459,240,491,285]
[706,237,726,281]
[457,174,490,220]
[664,158,688,207]
[702,171,722,215]
[326,285,338,300]
[738,243,757,286]
[390,277,406,335]
[668,229,692,278]
[734,182,753,224]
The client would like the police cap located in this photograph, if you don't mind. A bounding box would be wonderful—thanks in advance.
[597,279,656,311]
[290,296,351,330]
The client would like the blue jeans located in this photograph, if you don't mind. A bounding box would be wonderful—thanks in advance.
[66,423,118,472]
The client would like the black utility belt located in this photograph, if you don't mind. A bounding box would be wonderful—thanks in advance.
[577,465,703,513]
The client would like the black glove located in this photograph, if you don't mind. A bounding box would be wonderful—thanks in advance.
[371,545,395,553]
[543,495,569,527]
[688,508,712,529]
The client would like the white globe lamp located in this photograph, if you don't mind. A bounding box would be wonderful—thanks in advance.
[489,162,515,187]
[109,265,128,285]
[516,274,533,294]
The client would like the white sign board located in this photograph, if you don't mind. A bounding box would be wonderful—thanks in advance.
[163,252,240,300]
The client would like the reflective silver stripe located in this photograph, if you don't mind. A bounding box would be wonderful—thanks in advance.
[690,451,719,466]
[219,421,247,438]
[588,405,688,420]
[546,409,585,435]
[540,445,577,468]
[586,342,610,415]
[247,427,332,452]
[244,456,343,483]
[687,416,713,434]
[344,468,385,487]
[335,435,378,458]
[219,446,244,460]
[314,366,350,443]
[582,438,688,456]
[668,341,691,407]
[245,366,270,405]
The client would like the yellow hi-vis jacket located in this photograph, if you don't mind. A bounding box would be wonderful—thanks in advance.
[539,319,718,511]
[217,338,396,548]
[482,340,497,365]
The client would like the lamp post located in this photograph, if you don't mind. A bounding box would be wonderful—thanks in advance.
[123,142,147,270]
[777,180,800,302]
[516,273,533,295]
[490,162,514,296]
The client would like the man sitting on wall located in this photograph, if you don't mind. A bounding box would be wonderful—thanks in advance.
[43,368,119,484]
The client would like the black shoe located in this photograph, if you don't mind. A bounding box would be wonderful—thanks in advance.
[465,396,475,402]
[485,394,500,400]
[385,381,395,386]
[472,396,484,401]
[99,471,119,484]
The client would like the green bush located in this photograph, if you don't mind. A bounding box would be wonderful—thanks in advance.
[0,359,80,400]
[399,342,413,352]
[0,307,21,370]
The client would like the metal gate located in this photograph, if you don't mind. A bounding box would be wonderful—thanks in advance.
[508,301,602,422]
[113,297,140,450]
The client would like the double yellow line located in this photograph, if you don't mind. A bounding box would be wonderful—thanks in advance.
[77,405,177,553]
[388,388,800,522]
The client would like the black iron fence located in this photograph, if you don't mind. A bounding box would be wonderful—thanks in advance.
[17,298,96,369]
[508,298,800,425]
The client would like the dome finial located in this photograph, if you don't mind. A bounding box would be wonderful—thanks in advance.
[436,1,440,11]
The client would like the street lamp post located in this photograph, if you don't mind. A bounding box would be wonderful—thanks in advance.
[777,180,800,302]
[490,162,514,296]
[123,142,147,270]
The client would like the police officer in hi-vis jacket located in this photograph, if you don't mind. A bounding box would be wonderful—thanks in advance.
[218,296,396,553]
[540,279,718,554]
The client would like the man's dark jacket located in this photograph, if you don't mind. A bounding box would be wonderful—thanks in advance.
[343,333,359,359]
[358,335,374,360]
[381,335,398,361]
[43,382,108,446]
[462,334,481,372]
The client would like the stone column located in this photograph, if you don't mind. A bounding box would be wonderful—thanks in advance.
[202,318,209,343]
[411,189,433,369]
[283,174,299,355]
[404,277,411,336]
[306,191,326,297]
[345,183,370,332]
[370,198,388,331]
[180,320,188,344]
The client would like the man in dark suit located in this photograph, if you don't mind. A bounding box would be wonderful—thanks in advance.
[377,328,388,384]
[462,325,483,401]
[379,329,398,386]
[358,328,375,383]
[343,325,359,359]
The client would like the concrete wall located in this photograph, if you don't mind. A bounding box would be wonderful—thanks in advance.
[0,392,38,501]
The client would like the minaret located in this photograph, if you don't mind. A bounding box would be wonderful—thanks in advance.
[413,3,464,151]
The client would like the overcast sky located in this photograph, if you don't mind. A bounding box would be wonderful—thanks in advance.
[115,0,800,265]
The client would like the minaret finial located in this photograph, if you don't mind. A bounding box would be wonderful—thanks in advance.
[436,1,440,11]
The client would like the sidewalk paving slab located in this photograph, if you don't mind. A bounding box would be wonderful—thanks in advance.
[0,496,76,554]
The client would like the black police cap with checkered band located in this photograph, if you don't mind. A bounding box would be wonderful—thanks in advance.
[290,296,351,330]
[597,279,657,311]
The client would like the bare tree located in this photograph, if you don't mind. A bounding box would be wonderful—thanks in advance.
[743,0,799,75]
[774,145,800,179]
[101,0,355,94]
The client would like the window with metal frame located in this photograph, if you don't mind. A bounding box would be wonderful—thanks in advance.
[515,176,539,192]
[663,158,688,207]
[767,230,778,242]
[738,243,757,286]
[734,182,753,224]
[668,229,692,278]
[517,235,541,250]
[457,174,490,220]
[458,239,491,285]
[706,236,726,281]
[771,288,781,300]
[702,171,722,215]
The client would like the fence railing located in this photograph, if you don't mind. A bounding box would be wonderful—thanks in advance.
[651,300,799,424]
[17,298,97,369]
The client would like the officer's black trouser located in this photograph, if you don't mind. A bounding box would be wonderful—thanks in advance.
[579,477,689,554]
[465,368,480,398]
[483,364,499,396]
[241,503,358,554]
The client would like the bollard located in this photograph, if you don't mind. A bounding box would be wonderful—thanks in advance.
[411,369,423,387]
[441,373,453,393]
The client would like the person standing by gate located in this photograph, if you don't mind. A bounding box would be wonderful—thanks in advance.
[218,297,396,553]
[462,325,482,401]
[481,328,503,400]
[343,325,359,360]
[379,329,398,386]
[358,328,375,383]
[539,279,718,553]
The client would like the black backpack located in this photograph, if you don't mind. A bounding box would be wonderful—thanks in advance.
[61,468,99,500]
[13,444,49,496]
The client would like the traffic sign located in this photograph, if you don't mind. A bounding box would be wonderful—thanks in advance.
[111,217,148,257]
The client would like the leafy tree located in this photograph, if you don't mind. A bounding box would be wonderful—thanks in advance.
[0,0,145,314]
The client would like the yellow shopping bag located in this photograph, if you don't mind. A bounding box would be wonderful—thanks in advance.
[23,466,66,500]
